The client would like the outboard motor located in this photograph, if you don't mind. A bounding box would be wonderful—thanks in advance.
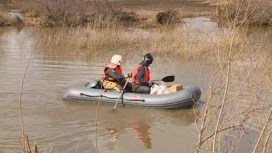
[85,80,103,89]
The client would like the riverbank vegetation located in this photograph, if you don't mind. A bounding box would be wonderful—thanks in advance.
[194,0,272,152]
[195,30,272,152]
[0,0,208,27]
[0,0,271,153]
[0,0,272,27]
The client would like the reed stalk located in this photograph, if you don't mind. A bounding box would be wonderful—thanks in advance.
[253,108,272,153]
[263,127,272,153]
[19,49,33,152]
[212,35,233,153]
[95,98,100,153]
[94,83,104,153]
[19,49,39,153]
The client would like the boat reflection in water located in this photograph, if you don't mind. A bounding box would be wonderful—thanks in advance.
[131,122,152,149]
[105,127,119,141]
[105,122,152,149]
[103,108,198,150]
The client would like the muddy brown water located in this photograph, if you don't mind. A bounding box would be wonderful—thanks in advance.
[0,18,271,153]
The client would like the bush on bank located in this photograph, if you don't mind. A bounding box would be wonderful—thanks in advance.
[0,11,11,26]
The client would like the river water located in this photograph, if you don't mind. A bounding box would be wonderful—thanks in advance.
[0,18,271,153]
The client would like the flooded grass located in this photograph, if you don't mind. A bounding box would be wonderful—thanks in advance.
[39,22,257,64]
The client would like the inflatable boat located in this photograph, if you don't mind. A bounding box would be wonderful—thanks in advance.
[62,80,201,109]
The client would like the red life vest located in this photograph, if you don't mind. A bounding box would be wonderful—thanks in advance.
[100,63,122,82]
[132,64,150,85]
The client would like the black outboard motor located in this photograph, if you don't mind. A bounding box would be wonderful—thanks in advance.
[85,80,103,89]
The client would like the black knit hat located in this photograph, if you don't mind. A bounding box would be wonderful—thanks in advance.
[143,53,153,65]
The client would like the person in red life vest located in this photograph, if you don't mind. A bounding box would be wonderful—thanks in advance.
[100,54,132,92]
[132,53,154,94]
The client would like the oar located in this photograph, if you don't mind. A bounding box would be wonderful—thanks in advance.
[151,75,175,82]
[113,80,128,110]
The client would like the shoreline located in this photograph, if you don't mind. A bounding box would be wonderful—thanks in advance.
[0,0,216,27]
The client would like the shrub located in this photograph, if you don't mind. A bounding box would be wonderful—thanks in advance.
[156,10,180,25]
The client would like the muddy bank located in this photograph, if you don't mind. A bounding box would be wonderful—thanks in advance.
[1,0,271,27]
[0,0,215,27]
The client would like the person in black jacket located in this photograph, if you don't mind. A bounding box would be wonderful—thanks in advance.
[132,53,154,94]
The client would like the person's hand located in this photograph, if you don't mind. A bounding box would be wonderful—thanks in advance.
[127,73,132,78]
[148,81,154,87]
[125,73,132,79]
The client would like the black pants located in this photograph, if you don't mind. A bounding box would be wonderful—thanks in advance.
[121,82,132,92]
[133,84,151,94]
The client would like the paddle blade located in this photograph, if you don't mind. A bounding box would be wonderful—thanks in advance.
[162,75,175,82]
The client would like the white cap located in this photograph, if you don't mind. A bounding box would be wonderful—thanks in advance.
[110,54,122,65]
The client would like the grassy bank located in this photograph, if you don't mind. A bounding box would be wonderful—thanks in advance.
[1,0,272,27]
[0,0,215,27]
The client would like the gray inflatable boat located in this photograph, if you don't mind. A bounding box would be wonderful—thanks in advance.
[63,80,201,109]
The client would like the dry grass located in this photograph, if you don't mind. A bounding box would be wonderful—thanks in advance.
[194,30,272,151]
[38,22,252,64]
[195,47,272,152]
[194,0,272,152]
[2,0,272,27]
[0,10,11,26]
[214,0,272,26]
[19,47,38,153]
[1,0,215,27]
